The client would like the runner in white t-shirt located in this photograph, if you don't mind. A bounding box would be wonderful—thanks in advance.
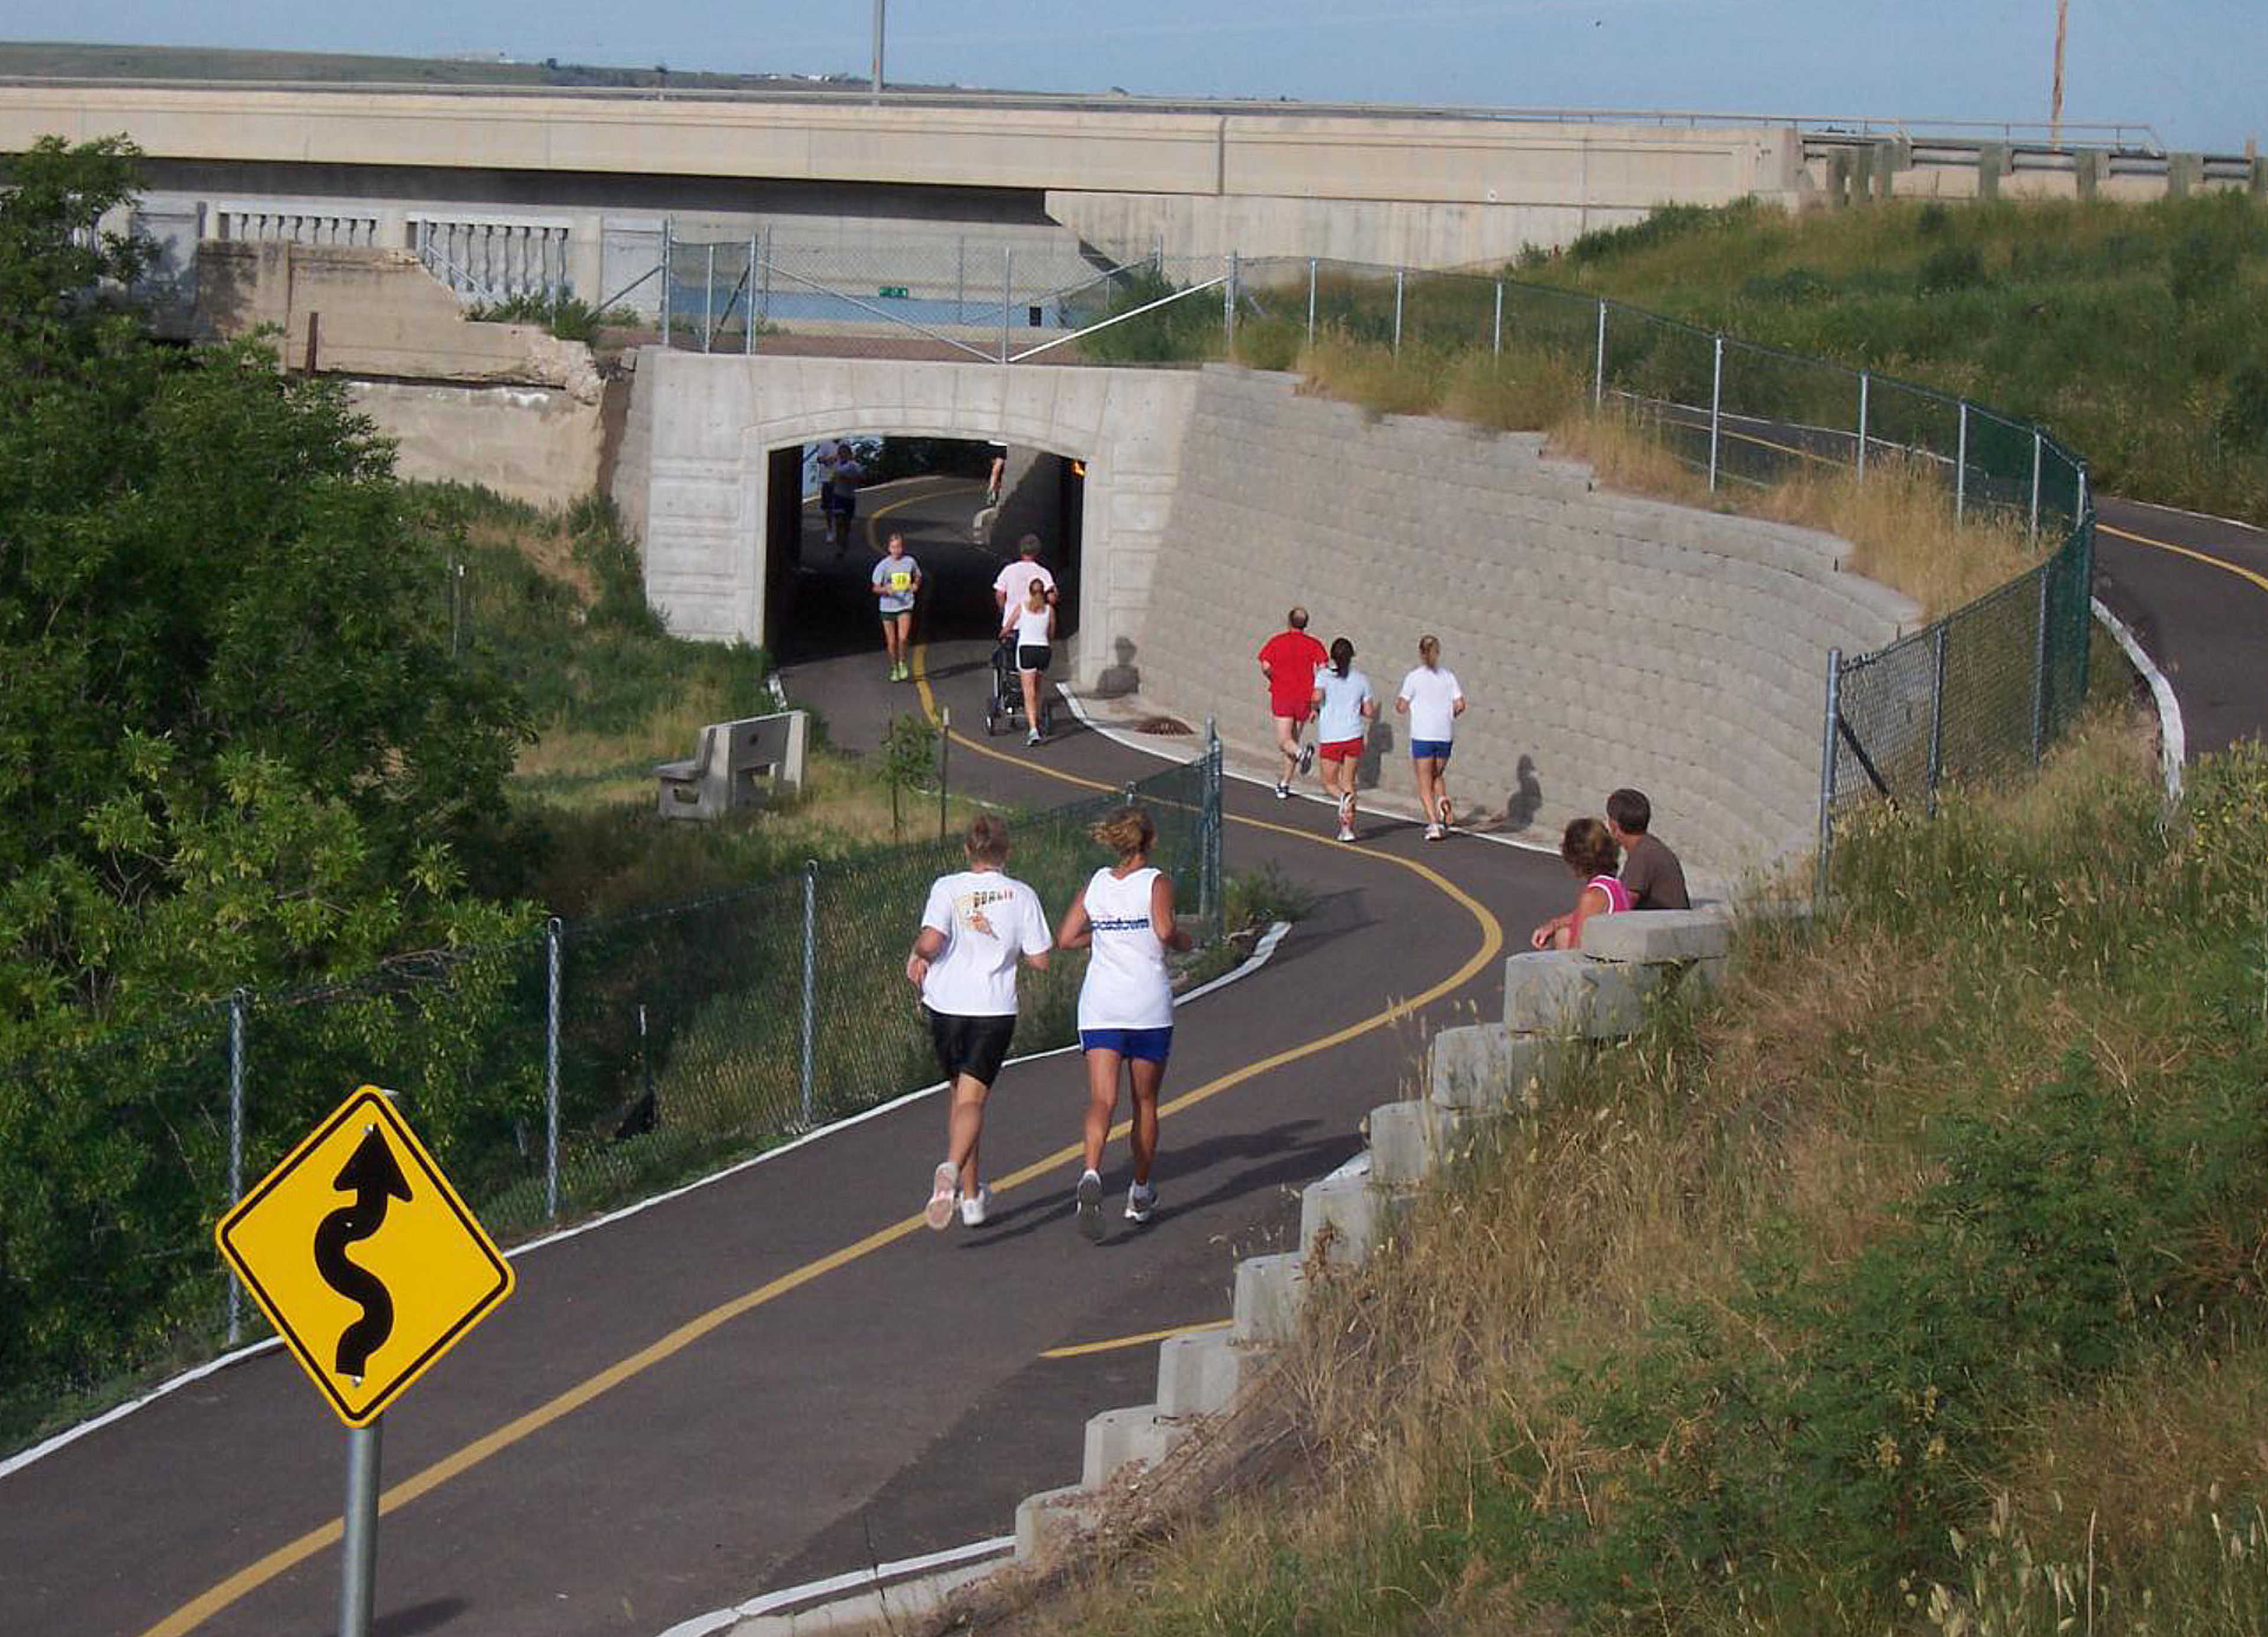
[1054,806,1191,1242]
[906,815,1052,1229]
[1311,637,1378,843]
[1396,634,1467,840]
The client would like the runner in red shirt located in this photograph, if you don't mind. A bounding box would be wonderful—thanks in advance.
[1257,607,1329,799]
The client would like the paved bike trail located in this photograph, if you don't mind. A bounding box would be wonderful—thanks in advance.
[2092,495,2268,756]
[0,482,1571,1637]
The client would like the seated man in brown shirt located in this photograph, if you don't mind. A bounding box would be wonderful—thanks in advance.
[1607,788,1690,911]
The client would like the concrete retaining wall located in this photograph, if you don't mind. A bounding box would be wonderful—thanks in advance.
[351,381,604,508]
[1136,367,1919,875]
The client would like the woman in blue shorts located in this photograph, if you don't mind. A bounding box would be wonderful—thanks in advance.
[1395,634,1466,841]
[1055,806,1191,1242]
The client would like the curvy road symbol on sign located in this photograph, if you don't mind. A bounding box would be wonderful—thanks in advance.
[216,1085,514,1426]
[314,1127,412,1378]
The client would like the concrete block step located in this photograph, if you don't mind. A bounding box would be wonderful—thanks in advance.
[1367,1098,1474,1188]
[1081,1403,1188,1490]
[1575,908,1732,964]
[1502,950,1664,1038]
[1428,1023,1572,1113]
[1298,1153,1379,1268]
[1231,1252,1307,1346]
[1014,1483,1097,1561]
[1155,1326,1244,1417]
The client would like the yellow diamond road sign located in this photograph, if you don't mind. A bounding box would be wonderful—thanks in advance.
[216,1085,514,1427]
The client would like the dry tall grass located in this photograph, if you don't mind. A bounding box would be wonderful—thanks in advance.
[983,705,2268,1637]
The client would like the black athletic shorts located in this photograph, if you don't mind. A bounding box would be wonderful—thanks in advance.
[926,1006,1018,1087]
[1016,643,1051,674]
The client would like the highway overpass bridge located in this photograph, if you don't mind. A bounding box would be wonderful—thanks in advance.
[2,80,2251,317]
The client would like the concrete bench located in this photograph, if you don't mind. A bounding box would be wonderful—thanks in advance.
[654,710,807,820]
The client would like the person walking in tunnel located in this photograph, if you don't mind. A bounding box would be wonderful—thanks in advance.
[872,530,923,683]
[907,816,1053,1230]
[1002,573,1057,746]
[1057,806,1191,1241]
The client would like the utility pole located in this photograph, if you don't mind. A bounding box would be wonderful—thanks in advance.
[2049,0,2069,146]
[871,0,885,104]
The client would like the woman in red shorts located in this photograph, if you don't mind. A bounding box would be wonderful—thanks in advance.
[1309,637,1377,843]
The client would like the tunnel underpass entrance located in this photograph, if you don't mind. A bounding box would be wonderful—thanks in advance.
[761,436,1085,671]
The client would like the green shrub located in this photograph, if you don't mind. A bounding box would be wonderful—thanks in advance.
[468,290,638,342]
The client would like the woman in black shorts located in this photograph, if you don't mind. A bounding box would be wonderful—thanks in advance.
[905,816,1053,1228]
[1002,575,1057,747]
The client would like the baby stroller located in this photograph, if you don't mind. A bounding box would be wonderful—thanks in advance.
[985,634,1054,738]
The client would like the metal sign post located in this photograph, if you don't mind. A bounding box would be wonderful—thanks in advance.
[338,1416,384,1637]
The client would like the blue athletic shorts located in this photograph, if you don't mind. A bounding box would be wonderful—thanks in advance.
[1079,1026,1173,1062]
[1410,738,1454,761]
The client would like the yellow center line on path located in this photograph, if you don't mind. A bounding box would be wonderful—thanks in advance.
[2099,521,2268,599]
[1041,1320,1231,1361]
[145,518,1504,1637]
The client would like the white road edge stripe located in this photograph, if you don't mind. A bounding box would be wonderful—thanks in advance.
[2090,597,2186,804]
[653,1534,1017,1637]
[0,919,1293,1481]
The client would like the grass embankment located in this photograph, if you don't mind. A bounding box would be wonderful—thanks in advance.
[1526,194,2268,522]
[1000,712,2268,1636]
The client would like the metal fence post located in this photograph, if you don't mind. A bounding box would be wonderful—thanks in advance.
[800,859,818,1125]
[745,236,758,355]
[1001,247,1012,365]
[226,989,247,1345]
[954,235,966,324]
[1224,250,1238,350]
[1207,718,1224,942]
[1707,334,1725,492]
[1955,399,1970,523]
[1856,369,1871,479]
[1491,281,1503,356]
[937,706,950,841]
[1392,268,1405,354]
[659,219,672,347]
[2029,430,2044,540]
[1925,622,1949,817]
[702,242,715,351]
[1306,257,1317,348]
[2030,565,2051,764]
[1593,299,1607,412]
[544,917,562,1219]
[758,226,771,327]
[1816,648,1843,914]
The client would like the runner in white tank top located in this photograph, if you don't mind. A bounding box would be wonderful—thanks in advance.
[1055,806,1191,1242]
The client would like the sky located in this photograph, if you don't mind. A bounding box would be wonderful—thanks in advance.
[14,0,2264,153]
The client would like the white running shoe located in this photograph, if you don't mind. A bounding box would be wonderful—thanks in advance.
[1274,780,1290,800]
[1425,823,1444,841]
[1296,744,1315,775]
[1125,1181,1158,1224]
[1337,824,1357,843]
[959,1185,991,1227]
[1027,729,1043,746]
[924,1162,957,1231]
[1075,1169,1104,1243]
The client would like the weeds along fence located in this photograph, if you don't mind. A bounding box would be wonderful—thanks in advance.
[0,743,1221,1450]
[642,236,2092,880]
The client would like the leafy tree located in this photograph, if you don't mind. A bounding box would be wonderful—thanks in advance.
[0,136,535,1049]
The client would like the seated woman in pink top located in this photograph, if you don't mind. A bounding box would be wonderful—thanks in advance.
[1529,817,1632,950]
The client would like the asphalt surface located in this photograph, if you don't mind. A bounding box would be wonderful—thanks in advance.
[0,477,1569,1637]
[2091,494,2268,757]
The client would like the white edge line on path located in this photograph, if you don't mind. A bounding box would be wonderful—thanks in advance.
[654,1535,1018,1637]
[1055,686,1562,859]
[0,918,1294,1481]
[2090,596,2186,805]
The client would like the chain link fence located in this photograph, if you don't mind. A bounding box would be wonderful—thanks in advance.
[0,738,1220,1449]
